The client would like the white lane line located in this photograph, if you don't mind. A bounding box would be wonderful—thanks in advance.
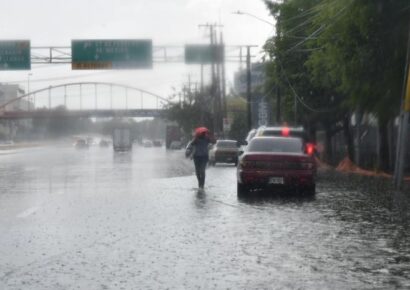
[17,206,40,218]
[0,150,17,155]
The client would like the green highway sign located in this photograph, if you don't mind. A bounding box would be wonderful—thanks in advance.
[0,40,31,70]
[185,44,224,64]
[72,39,152,70]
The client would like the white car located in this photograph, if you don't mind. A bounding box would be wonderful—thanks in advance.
[143,140,154,148]
[169,141,182,150]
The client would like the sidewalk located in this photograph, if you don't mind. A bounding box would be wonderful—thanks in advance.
[0,142,43,151]
[317,156,410,182]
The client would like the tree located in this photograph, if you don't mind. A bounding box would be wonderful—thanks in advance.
[264,0,351,163]
[306,0,409,170]
[264,0,410,169]
[164,86,214,136]
[229,111,248,142]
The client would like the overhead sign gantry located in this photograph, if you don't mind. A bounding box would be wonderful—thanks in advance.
[0,39,252,70]
[0,40,31,70]
[184,44,224,64]
[71,39,152,70]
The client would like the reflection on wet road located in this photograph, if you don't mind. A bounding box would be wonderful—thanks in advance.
[0,145,409,289]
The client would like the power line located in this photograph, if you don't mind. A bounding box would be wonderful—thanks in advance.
[277,58,334,114]
[272,0,347,49]
[279,0,333,24]
[284,2,352,53]
[279,0,338,35]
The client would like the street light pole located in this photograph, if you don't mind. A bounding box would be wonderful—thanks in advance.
[232,11,275,27]
[246,46,252,131]
[233,10,275,129]
[27,73,32,111]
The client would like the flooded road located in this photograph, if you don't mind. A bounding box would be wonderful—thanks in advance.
[0,145,409,289]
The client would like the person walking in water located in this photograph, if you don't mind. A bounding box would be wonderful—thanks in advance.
[186,127,214,189]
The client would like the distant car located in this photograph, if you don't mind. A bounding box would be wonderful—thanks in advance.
[153,140,162,147]
[169,141,182,150]
[99,140,110,147]
[239,129,257,153]
[209,140,239,166]
[245,129,257,144]
[237,136,316,196]
[143,140,153,148]
[0,140,14,145]
[74,139,89,149]
[256,126,308,142]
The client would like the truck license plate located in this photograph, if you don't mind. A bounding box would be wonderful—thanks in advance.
[268,177,284,184]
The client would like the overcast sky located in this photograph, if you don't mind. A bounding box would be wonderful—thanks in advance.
[0,0,274,107]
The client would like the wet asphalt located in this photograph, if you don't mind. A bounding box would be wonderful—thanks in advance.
[0,145,409,290]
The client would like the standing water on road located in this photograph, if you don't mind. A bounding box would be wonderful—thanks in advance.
[0,146,409,289]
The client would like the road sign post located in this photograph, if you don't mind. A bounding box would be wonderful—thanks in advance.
[72,39,152,70]
[0,40,30,70]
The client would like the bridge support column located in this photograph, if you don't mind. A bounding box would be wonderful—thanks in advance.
[110,85,113,110]
[79,84,82,110]
[64,86,67,108]
[126,89,128,110]
[48,86,51,109]
[95,84,97,110]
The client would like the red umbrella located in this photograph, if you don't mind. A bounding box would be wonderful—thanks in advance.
[194,127,209,137]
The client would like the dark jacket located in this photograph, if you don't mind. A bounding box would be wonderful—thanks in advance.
[186,136,213,158]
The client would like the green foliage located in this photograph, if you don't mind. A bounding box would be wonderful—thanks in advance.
[229,111,247,142]
[264,0,410,168]
[264,0,344,128]
[306,0,409,122]
[164,87,214,136]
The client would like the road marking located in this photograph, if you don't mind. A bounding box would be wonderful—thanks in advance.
[17,206,40,218]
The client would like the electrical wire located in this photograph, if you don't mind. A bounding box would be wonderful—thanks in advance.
[277,58,335,113]
[278,0,339,35]
[279,0,333,24]
[284,1,352,53]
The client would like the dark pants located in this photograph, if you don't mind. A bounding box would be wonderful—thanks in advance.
[193,156,208,188]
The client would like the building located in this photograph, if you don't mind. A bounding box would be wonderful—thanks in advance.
[0,83,33,111]
[233,63,266,96]
[233,63,271,128]
[0,84,33,140]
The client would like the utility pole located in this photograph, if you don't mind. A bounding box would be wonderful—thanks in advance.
[211,25,218,134]
[246,46,252,131]
[27,73,32,111]
[294,92,297,125]
[188,74,192,96]
[393,24,410,190]
[276,86,281,123]
[199,23,223,135]
[200,64,204,93]
[220,31,227,122]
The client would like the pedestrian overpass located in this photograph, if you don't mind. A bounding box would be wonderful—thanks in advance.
[0,82,169,119]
